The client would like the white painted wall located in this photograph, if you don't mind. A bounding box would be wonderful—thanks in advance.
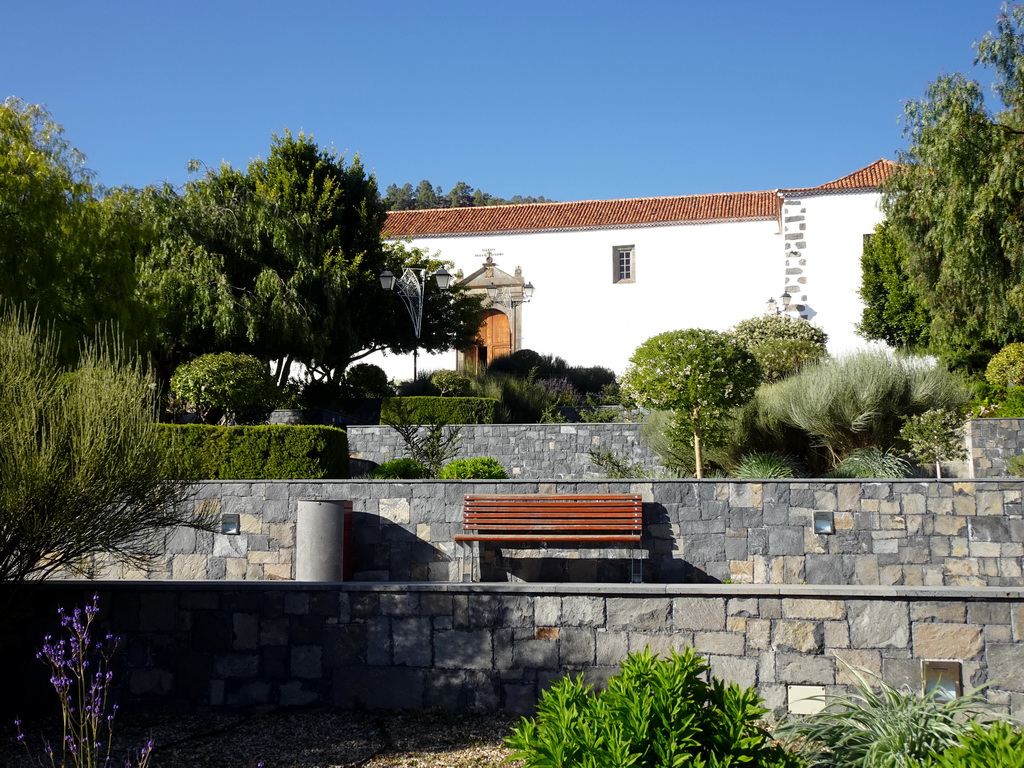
[797,191,885,353]
[366,190,885,383]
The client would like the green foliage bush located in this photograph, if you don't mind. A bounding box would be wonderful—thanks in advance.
[430,369,471,396]
[379,396,498,424]
[1005,454,1024,477]
[731,452,801,478]
[170,352,279,424]
[731,313,829,349]
[828,447,911,479]
[507,647,801,768]
[160,424,349,479]
[566,365,617,396]
[917,721,1024,768]
[438,457,508,479]
[985,342,1024,388]
[370,458,427,479]
[740,352,967,470]
[344,363,392,398]
[487,349,567,378]
[900,408,968,478]
[777,665,992,768]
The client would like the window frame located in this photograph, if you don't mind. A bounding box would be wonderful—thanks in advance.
[613,245,635,284]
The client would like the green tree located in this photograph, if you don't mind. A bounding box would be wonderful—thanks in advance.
[0,306,206,584]
[414,179,439,209]
[730,313,829,382]
[900,407,968,479]
[882,4,1024,371]
[858,221,931,350]
[621,329,761,478]
[448,181,474,208]
[0,98,142,362]
[384,182,414,210]
[135,132,482,387]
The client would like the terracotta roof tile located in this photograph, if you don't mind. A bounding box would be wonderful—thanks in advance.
[383,161,893,238]
[781,158,899,194]
[384,191,779,237]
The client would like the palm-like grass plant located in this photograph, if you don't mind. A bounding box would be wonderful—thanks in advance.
[775,665,991,768]
[828,448,911,479]
[731,452,801,478]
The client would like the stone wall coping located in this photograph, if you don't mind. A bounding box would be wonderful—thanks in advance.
[191,478,1024,486]
[43,580,1024,601]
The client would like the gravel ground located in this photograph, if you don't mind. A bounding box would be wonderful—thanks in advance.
[2,710,527,768]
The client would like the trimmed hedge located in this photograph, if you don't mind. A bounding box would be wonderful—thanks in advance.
[380,396,499,424]
[160,424,349,479]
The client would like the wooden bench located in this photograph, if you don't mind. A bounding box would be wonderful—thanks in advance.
[454,494,644,581]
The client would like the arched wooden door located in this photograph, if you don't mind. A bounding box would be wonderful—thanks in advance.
[466,309,510,372]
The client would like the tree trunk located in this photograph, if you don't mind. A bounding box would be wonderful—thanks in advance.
[692,408,703,479]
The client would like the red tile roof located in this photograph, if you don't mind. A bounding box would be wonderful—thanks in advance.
[383,160,895,238]
[783,158,899,194]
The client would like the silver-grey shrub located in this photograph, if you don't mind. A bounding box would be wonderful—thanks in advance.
[745,351,966,467]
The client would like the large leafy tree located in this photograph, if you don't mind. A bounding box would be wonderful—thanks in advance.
[0,98,141,361]
[136,131,482,386]
[883,4,1024,371]
[857,221,931,350]
[0,306,205,584]
[621,329,761,478]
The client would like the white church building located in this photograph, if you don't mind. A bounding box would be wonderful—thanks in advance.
[375,159,896,379]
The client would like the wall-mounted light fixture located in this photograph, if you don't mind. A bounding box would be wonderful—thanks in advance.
[813,510,834,535]
[923,660,962,701]
[221,513,241,536]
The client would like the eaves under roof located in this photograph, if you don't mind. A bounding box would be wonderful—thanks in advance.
[383,159,897,239]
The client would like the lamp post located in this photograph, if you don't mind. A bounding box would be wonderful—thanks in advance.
[765,290,793,316]
[486,279,535,353]
[379,265,453,379]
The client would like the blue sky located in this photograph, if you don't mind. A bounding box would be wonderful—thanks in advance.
[2,1,1002,202]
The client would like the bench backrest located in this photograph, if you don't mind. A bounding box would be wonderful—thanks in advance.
[462,494,642,534]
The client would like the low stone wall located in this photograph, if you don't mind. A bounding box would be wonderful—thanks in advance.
[346,423,662,479]
[968,418,1024,478]
[11,582,1024,717]
[75,479,1024,588]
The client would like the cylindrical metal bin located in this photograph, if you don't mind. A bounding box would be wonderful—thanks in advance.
[295,499,351,581]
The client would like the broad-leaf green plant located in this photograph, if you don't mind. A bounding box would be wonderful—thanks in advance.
[170,352,279,425]
[507,647,802,768]
[915,721,1024,768]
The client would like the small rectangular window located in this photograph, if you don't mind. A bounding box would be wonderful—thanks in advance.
[613,245,635,283]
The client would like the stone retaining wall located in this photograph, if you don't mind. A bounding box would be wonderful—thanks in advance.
[74,479,1024,588]
[346,423,662,479]
[968,418,1024,478]
[11,582,1024,717]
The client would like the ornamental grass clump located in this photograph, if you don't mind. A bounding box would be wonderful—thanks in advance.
[14,595,154,768]
[775,665,991,768]
[506,647,802,768]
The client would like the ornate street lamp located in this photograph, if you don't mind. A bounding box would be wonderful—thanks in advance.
[380,266,453,377]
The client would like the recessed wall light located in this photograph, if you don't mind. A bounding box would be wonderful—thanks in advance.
[221,513,241,535]
[923,660,962,700]
[813,510,834,535]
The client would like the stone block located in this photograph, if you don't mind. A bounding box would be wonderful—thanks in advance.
[773,620,824,653]
[848,600,909,648]
[673,597,725,631]
[435,630,493,670]
[607,597,670,630]
[914,623,984,660]
[694,631,745,656]
[291,645,322,679]
[776,653,834,684]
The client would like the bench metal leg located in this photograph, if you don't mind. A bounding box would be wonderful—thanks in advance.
[458,541,481,583]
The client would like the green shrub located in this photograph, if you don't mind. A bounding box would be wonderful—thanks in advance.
[777,665,992,768]
[370,458,427,479]
[438,457,508,479]
[170,352,279,425]
[464,372,550,422]
[986,342,1024,387]
[379,396,498,424]
[566,365,617,396]
[430,369,471,397]
[487,349,568,378]
[828,447,911,478]
[730,314,829,383]
[507,647,801,768]
[1006,454,1024,476]
[900,408,968,479]
[731,452,801,478]
[345,363,392,398]
[740,352,967,469]
[917,721,1024,768]
[160,424,348,479]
